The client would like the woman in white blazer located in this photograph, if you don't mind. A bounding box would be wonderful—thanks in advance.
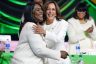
[67,3,96,54]
[33,1,71,64]
[11,3,68,64]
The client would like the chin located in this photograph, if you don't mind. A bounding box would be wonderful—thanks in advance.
[48,18,54,20]
[39,19,43,22]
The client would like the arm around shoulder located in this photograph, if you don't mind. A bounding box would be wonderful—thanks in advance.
[25,22,61,60]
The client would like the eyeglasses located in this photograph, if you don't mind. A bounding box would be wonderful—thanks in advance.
[77,11,86,14]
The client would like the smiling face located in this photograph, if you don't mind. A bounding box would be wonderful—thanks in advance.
[77,11,86,20]
[46,3,56,21]
[33,4,43,22]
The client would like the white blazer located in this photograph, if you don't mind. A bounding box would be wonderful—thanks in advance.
[43,18,70,64]
[67,17,96,54]
[44,18,68,50]
[11,22,61,64]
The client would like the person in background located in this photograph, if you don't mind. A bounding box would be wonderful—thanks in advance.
[33,1,71,64]
[34,0,48,5]
[0,41,5,56]
[67,3,96,54]
[11,3,68,64]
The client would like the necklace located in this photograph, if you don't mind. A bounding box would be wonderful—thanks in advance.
[44,21,59,32]
[79,19,87,24]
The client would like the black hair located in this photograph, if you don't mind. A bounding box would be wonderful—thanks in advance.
[73,3,89,20]
[19,2,44,34]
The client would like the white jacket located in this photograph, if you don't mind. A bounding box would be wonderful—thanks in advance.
[67,17,96,54]
[11,22,61,64]
[43,18,70,64]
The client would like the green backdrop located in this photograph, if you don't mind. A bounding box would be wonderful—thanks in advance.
[0,0,96,34]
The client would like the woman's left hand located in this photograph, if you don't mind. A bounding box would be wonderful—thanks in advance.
[33,25,46,35]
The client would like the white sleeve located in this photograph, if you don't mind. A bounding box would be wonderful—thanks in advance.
[89,19,96,40]
[26,23,61,60]
[67,23,86,44]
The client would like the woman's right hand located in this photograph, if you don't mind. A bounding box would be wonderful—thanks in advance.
[33,25,46,35]
[85,25,93,33]
[60,51,68,59]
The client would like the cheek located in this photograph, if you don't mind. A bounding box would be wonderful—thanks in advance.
[54,12,56,16]
[34,14,39,20]
[35,12,38,15]
[34,13,37,18]
[34,12,39,17]
[77,14,85,18]
[46,11,49,17]
[52,10,56,16]
[46,10,50,14]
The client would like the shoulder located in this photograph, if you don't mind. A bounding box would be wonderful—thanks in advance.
[20,22,36,33]
[67,17,76,22]
[67,18,78,25]
[24,22,36,29]
[86,17,95,24]
[89,17,95,22]
[59,19,68,26]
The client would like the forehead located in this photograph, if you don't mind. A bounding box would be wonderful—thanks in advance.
[48,3,55,8]
[34,4,41,9]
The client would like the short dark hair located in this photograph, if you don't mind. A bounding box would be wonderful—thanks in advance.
[44,1,62,21]
[73,3,89,20]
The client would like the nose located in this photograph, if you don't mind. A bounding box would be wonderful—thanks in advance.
[40,9,43,14]
[49,9,52,14]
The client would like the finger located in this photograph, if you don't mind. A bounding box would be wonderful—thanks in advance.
[33,25,37,29]
[36,26,41,30]
[33,25,37,27]
[90,26,93,30]
[36,28,41,33]
[34,29,39,34]
[90,25,93,29]
[35,30,41,34]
